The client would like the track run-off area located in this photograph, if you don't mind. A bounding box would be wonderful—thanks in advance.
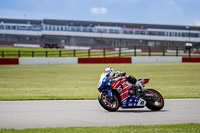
[0,99,200,129]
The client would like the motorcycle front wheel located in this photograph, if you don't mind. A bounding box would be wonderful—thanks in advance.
[145,89,164,111]
[98,91,120,112]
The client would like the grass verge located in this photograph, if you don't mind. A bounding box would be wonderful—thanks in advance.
[0,63,200,100]
[0,123,199,133]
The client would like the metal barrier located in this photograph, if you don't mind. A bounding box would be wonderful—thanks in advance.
[0,46,199,58]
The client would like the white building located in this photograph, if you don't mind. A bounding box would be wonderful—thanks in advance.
[0,18,200,50]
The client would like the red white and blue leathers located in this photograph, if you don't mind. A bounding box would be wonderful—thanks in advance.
[98,72,132,102]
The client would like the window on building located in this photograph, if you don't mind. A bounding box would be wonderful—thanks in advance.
[128,30,133,34]
[102,29,107,33]
[18,26,28,30]
[71,27,76,31]
[140,31,146,35]
[77,27,81,31]
[109,29,119,34]
[31,25,41,30]
[182,32,189,37]
[123,30,128,34]
[52,26,55,30]
[0,25,4,29]
[114,30,119,34]
[56,26,59,30]
[157,31,165,36]
[97,29,105,33]
[135,30,140,34]
[148,31,157,35]
[10,26,16,30]
[190,33,198,37]
[109,29,114,33]
[83,27,87,32]
[5,25,10,29]
[88,28,94,32]
[97,29,102,33]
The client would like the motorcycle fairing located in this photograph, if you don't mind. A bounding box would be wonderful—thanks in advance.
[138,78,150,85]
[121,96,146,108]
[112,80,132,102]
[98,73,113,92]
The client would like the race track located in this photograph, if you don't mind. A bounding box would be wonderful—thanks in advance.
[0,99,200,129]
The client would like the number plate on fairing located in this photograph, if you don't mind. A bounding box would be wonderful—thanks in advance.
[121,96,146,108]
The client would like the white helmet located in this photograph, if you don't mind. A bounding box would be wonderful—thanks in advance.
[104,67,115,76]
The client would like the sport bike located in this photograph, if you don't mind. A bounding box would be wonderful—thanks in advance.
[98,74,164,112]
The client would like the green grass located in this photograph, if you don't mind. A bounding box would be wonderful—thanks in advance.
[0,123,199,133]
[0,63,200,100]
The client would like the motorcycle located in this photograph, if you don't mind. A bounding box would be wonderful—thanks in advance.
[97,73,164,112]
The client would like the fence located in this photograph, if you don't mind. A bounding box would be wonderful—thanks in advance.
[0,46,199,58]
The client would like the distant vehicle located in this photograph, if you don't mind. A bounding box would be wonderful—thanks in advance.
[40,43,65,49]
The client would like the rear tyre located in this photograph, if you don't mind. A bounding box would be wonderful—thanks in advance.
[98,91,120,112]
[146,89,164,111]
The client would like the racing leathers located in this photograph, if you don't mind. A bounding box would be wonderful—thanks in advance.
[98,71,134,92]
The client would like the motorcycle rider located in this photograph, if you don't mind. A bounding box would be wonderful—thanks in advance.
[98,67,137,95]
[98,67,164,111]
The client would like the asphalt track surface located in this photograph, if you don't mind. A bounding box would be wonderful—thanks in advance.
[0,99,200,129]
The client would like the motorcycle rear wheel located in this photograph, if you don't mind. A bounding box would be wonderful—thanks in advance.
[145,89,164,111]
[98,91,120,112]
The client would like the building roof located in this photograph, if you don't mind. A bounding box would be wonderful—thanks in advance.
[1,18,200,31]
[0,18,42,25]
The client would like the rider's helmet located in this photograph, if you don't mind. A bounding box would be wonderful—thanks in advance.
[104,67,115,76]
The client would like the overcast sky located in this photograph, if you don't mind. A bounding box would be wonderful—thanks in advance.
[0,0,200,26]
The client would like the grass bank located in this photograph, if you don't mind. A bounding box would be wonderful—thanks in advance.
[0,63,200,100]
[0,123,199,133]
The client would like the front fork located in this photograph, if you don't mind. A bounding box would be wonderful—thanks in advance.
[101,89,112,98]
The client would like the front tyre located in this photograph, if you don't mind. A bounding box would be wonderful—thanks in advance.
[98,91,120,112]
[146,89,164,111]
